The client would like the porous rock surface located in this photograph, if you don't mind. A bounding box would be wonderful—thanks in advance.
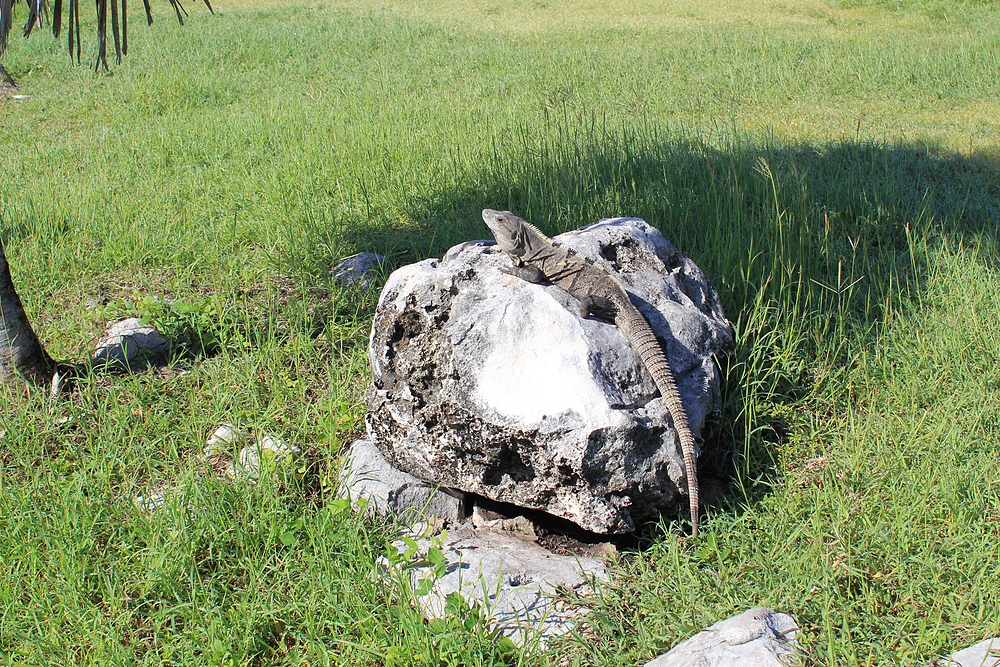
[365,218,732,533]
[643,607,801,667]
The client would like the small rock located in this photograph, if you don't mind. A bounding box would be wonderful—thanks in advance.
[471,506,536,538]
[339,438,466,525]
[51,368,65,396]
[92,318,171,370]
[133,487,194,521]
[235,435,301,479]
[643,607,800,667]
[331,252,391,289]
[204,423,240,457]
[133,490,169,515]
[936,637,1000,667]
[381,527,606,648]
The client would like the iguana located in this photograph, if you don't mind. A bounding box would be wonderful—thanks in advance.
[482,208,701,537]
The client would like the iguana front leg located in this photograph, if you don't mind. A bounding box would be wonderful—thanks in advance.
[515,264,547,283]
[505,261,617,322]
[498,260,547,284]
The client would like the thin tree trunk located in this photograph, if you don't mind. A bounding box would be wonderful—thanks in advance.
[0,237,56,388]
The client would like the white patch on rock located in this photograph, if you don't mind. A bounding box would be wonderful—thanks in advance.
[473,287,624,427]
[644,607,800,667]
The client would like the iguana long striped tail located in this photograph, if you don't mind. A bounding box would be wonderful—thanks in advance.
[483,208,701,537]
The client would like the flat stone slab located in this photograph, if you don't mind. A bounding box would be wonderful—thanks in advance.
[381,527,606,647]
[644,607,800,667]
[937,637,1000,667]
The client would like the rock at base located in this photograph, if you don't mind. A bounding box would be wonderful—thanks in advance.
[339,438,465,524]
[644,607,800,667]
[381,527,605,647]
[92,318,171,370]
[332,253,390,289]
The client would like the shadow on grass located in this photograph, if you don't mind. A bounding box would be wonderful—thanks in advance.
[320,115,998,522]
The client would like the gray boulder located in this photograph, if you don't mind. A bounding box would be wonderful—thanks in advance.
[644,607,801,667]
[332,252,390,289]
[366,218,732,534]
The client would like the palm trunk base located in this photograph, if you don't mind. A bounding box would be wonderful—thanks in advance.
[0,238,57,389]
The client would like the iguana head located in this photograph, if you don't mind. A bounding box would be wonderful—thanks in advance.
[482,208,546,258]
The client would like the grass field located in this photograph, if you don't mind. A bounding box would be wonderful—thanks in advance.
[1,0,999,664]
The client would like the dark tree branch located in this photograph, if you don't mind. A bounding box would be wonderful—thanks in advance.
[95,0,107,72]
[109,0,120,65]
[72,0,80,63]
[0,0,13,60]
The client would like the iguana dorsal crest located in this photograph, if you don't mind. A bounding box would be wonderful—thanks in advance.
[522,219,551,242]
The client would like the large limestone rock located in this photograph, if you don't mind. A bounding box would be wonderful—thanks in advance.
[366,218,732,533]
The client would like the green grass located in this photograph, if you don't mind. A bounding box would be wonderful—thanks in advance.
[2,0,1000,664]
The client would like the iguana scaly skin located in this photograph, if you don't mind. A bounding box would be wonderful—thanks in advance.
[482,208,701,537]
